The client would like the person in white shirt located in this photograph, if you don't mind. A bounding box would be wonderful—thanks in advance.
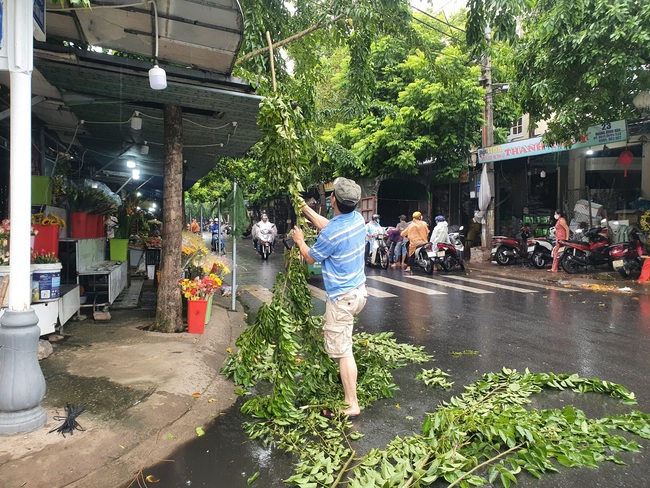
[429,215,451,247]
[252,214,277,252]
[365,214,384,260]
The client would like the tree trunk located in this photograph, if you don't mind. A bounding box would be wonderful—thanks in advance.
[151,104,184,332]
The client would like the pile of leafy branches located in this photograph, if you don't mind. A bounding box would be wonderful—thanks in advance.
[347,368,648,487]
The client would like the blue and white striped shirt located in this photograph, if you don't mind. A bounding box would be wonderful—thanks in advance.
[309,211,366,301]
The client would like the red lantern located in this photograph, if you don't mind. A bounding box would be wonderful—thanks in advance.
[618,150,633,177]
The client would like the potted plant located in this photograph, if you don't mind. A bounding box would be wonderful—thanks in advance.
[110,193,143,261]
[31,213,66,258]
[178,273,223,334]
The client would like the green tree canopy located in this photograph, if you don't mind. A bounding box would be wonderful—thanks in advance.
[467,0,650,143]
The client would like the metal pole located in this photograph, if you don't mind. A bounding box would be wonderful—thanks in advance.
[231,183,237,311]
[482,25,496,246]
[218,198,222,254]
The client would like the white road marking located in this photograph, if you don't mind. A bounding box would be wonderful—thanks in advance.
[434,275,538,293]
[468,273,575,292]
[366,275,447,295]
[366,286,398,298]
[405,274,494,294]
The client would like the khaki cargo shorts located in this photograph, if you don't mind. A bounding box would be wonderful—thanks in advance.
[323,285,367,358]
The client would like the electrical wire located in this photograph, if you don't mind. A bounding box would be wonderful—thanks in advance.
[411,4,465,33]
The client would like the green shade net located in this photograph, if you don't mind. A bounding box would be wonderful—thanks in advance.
[222,185,249,241]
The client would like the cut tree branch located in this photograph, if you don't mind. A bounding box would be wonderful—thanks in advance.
[236,13,346,66]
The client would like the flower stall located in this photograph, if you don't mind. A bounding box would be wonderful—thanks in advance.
[1,236,80,336]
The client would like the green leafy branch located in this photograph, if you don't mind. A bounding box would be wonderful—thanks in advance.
[417,368,454,390]
[348,368,648,488]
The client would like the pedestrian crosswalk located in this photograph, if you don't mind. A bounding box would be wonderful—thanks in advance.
[422,275,537,293]
[404,275,494,294]
[244,271,578,304]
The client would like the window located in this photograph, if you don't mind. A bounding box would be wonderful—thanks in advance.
[510,117,524,136]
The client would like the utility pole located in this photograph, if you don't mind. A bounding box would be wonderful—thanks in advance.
[481,25,496,247]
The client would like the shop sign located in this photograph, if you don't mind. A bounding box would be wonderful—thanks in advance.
[478,120,627,164]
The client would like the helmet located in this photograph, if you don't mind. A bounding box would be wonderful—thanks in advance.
[412,211,422,219]
[435,215,445,222]
[372,214,380,220]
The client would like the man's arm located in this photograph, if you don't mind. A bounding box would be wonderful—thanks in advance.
[300,202,329,230]
[291,225,316,264]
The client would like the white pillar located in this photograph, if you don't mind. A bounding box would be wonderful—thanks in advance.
[7,0,34,310]
[0,0,47,436]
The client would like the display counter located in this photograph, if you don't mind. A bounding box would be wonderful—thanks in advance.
[0,269,79,336]
[59,238,128,311]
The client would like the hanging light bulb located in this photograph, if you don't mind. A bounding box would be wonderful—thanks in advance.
[132,169,141,180]
[131,112,143,130]
[126,160,136,168]
[148,2,167,90]
[140,142,149,155]
[540,170,546,178]
[149,64,167,90]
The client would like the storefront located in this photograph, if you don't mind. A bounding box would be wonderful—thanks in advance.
[479,119,648,237]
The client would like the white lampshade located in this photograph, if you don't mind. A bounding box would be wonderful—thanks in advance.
[140,143,149,155]
[149,64,167,90]
[130,116,143,131]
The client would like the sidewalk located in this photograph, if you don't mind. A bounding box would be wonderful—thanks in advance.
[465,247,650,294]
[0,279,246,488]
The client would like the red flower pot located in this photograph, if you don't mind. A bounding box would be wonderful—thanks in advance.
[71,212,88,238]
[187,299,208,334]
[33,224,60,258]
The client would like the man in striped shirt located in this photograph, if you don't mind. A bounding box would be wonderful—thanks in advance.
[292,177,367,419]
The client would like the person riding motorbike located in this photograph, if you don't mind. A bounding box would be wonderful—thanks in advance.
[365,214,384,260]
[252,214,277,253]
[429,215,451,247]
[210,219,226,253]
[401,211,429,273]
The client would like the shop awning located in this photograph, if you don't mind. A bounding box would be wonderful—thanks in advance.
[1,0,263,199]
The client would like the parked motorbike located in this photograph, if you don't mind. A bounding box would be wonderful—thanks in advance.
[257,229,275,260]
[609,228,646,278]
[437,225,465,271]
[490,226,533,265]
[529,227,555,269]
[491,225,557,268]
[366,234,390,269]
[559,227,611,273]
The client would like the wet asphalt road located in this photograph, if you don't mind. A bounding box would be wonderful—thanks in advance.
[143,237,650,488]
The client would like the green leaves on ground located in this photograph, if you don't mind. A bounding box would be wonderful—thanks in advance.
[416,368,454,390]
[349,368,648,487]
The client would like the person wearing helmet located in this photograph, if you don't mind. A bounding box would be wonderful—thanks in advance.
[252,213,277,252]
[430,215,451,247]
[400,211,429,273]
[365,213,384,260]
